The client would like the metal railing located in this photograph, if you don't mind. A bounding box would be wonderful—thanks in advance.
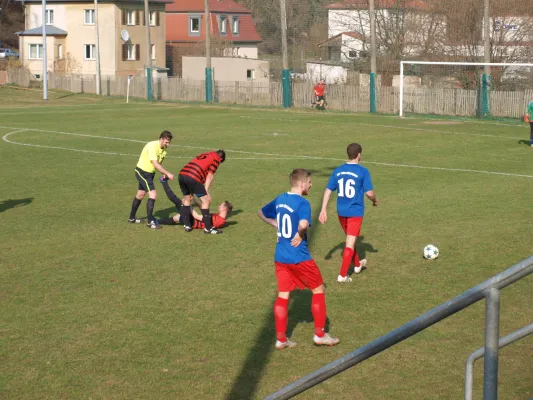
[265,256,533,400]
[465,322,533,400]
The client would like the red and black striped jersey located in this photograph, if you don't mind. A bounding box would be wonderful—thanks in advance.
[179,151,222,184]
[191,214,226,230]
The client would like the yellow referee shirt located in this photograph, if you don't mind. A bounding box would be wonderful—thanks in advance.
[136,140,167,173]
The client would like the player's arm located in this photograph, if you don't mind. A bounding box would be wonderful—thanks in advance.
[151,160,174,180]
[191,208,203,221]
[365,190,379,206]
[290,219,309,247]
[204,172,214,193]
[257,209,277,228]
[319,188,333,224]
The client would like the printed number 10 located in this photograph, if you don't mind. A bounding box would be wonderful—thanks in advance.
[277,213,292,238]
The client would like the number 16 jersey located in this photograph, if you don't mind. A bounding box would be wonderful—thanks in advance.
[326,163,373,217]
[261,192,312,264]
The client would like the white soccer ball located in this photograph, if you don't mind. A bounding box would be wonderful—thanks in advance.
[423,244,439,260]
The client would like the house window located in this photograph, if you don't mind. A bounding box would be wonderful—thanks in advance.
[84,9,95,25]
[220,16,227,35]
[232,16,239,34]
[57,44,63,59]
[151,44,156,60]
[149,11,158,26]
[127,43,135,60]
[29,44,44,59]
[45,9,54,25]
[126,10,136,25]
[190,17,200,33]
[84,44,96,60]
[246,69,254,80]
[348,50,357,58]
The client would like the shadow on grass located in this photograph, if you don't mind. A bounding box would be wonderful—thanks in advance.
[153,207,177,219]
[324,236,378,261]
[224,188,330,400]
[0,198,33,213]
[518,139,532,147]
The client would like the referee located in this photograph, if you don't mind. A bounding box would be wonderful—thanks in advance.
[128,130,174,229]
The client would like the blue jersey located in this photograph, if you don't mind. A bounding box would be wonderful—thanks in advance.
[261,192,312,264]
[326,163,373,217]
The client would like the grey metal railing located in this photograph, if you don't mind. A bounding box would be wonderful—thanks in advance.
[465,322,533,400]
[265,256,533,400]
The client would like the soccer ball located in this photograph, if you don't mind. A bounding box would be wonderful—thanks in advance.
[423,244,439,260]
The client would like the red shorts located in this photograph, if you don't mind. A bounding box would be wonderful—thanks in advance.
[338,216,363,236]
[275,259,324,292]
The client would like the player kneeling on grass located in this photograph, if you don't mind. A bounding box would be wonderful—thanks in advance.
[159,177,232,229]
[128,130,174,229]
[258,168,339,350]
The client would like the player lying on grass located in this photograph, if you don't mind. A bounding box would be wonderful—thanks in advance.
[158,178,232,229]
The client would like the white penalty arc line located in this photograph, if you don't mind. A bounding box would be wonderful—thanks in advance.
[2,127,533,179]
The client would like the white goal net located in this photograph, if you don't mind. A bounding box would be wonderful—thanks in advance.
[399,61,533,119]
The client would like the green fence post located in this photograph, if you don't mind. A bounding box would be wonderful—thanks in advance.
[370,72,376,113]
[146,67,153,101]
[282,69,292,108]
[481,73,490,118]
[205,68,213,103]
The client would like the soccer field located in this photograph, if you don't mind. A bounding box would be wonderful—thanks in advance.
[1,86,532,400]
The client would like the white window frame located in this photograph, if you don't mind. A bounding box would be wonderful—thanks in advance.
[84,9,95,25]
[127,43,135,60]
[232,16,239,35]
[58,44,63,59]
[84,44,96,60]
[29,44,43,59]
[151,44,156,60]
[45,9,54,25]
[246,69,255,80]
[149,11,157,26]
[190,17,200,33]
[126,10,136,26]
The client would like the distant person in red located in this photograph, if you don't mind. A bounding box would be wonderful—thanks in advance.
[178,150,226,234]
[312,79,326,110]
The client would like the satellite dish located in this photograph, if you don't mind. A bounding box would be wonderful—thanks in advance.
[121,29,130,42]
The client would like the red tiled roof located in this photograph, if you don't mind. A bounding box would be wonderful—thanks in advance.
[166,13,262,42]
[166,0,251,13]
[326,0,430,11]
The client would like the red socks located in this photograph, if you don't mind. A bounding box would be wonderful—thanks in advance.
[311,293,326,338]
[274,297,289,342]
[340,247,354,277]
[353,247,360,267]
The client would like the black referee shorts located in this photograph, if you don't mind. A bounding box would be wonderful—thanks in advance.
[135,167,156,192]
[178,174,207,197]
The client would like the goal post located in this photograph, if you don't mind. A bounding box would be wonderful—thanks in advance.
[398,61,533,119]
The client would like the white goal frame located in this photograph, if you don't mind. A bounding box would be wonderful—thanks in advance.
[399,61,533,117]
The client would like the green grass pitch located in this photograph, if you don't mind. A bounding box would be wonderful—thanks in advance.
[1,86,532,399]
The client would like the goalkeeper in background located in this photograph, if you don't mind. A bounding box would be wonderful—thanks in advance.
[526,101,533,148]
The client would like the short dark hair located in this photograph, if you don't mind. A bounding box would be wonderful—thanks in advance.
[160,130,173,140]
[216,150,226,163]
[223,200,233,214]
[347,143,362,160]
[290,168,311,186]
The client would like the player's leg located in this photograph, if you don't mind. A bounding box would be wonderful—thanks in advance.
[129,188,145,223]
[178,175,194,231]
[199,195,215,233]
[339,234,356,281]
[274,262,297,350]
[160,178,183,208]
[348,217,366,273]
[302,260,339,346]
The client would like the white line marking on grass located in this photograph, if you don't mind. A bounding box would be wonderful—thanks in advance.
[239,116,525,140]
[2,127,533,178]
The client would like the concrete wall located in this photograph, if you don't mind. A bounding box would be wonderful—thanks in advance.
[182,56,269,83]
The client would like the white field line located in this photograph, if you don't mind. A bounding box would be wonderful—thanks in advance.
[2,127,533,178]
[239,116,525,140]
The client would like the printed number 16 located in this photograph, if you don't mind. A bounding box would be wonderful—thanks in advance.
[338,178,356,198]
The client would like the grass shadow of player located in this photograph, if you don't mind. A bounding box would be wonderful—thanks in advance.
[0,198,34,213]
[518,139,532,147]
[324,236,378,262]
[153,207,177,220]
[307,166,337,179]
